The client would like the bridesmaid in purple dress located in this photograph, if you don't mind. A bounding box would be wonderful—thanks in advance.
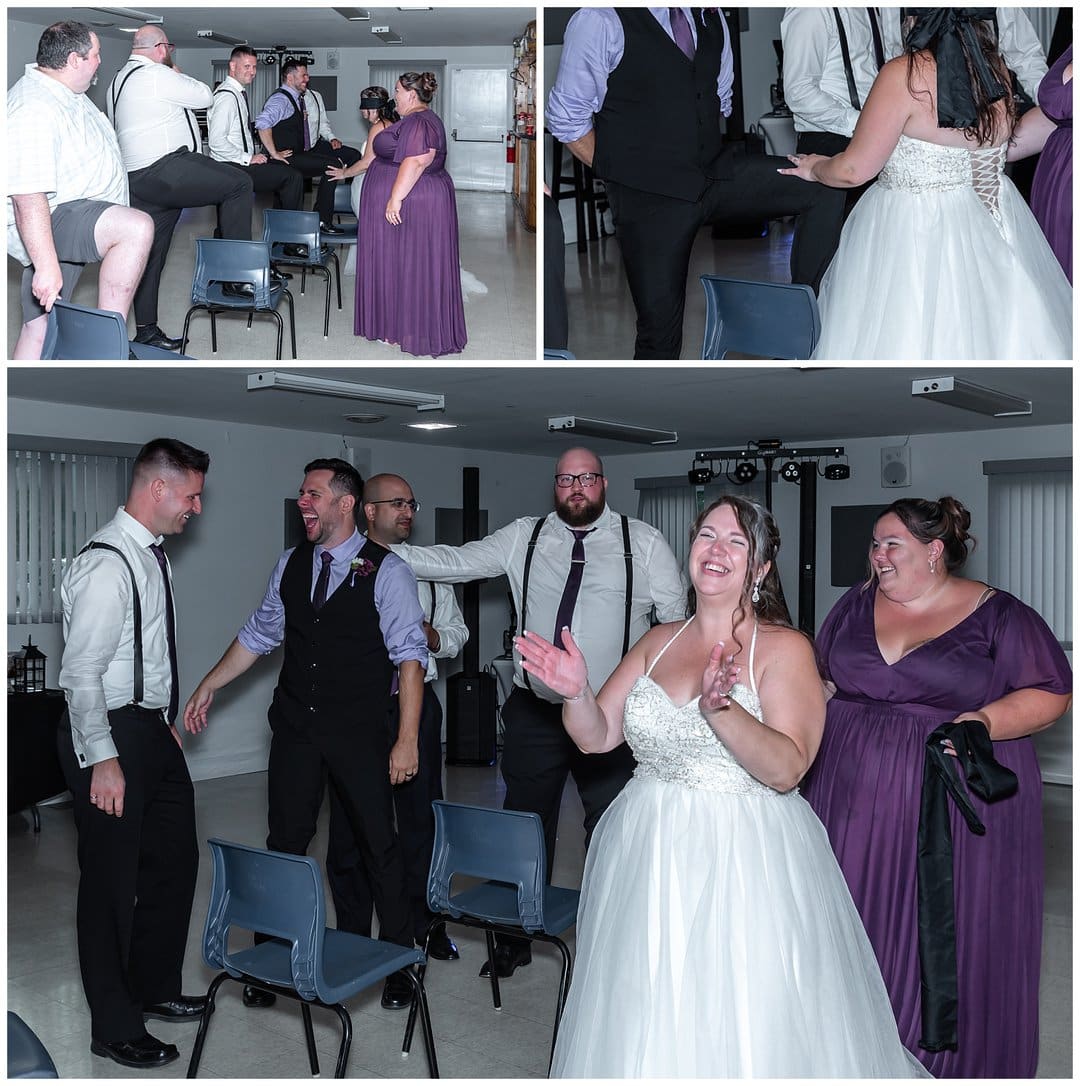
[1030,46,1073,281]
[802,496,1071,1078]
[355,71,466,356]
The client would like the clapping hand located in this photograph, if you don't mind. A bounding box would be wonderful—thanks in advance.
[515,628,589,700]
[699,641,741,714]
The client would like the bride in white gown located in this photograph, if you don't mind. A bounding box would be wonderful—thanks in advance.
[515,497,927,1078]
[779,9,1071,360]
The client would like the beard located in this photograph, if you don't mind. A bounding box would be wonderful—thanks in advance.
[555,491,605,527]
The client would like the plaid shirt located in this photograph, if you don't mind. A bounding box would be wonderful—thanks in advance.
[7,64,127,266]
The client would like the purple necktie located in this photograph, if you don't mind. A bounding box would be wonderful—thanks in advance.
[313,550,333,611]
[149,543,178,725]
[299,92,311,150]
[669,8,696,61]
[553,529,594,650]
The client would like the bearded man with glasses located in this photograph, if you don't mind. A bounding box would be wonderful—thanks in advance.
[403,447,686,980]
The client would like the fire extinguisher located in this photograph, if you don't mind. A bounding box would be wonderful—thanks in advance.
[506,131,516,164]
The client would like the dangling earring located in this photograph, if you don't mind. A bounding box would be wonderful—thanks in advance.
[751,579,761,605]
[928,558,937,574]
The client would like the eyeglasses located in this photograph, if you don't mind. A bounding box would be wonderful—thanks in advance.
[156,42,177,52]
[554,472,604,488]
[368,498,421,512]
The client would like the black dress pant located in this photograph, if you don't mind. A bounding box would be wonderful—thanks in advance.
[224,159,305,211]
[266,705,412,947]
[796,131,876,218]
[282,138,362,222]
[605,154,846,359]
[544,194,569,351]
[127,149,254,326]
[325,684,444,942]
[56,707,198,1042]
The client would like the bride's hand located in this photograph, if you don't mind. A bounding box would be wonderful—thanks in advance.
[515,628,589,699]
[777,153,826,182]
[699,641,740,713]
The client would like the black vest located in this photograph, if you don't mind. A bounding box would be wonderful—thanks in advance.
[593,8,730,202]
[267,88,306,154]
[270,538,394,733]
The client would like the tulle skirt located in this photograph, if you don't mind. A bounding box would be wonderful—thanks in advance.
[812,176,1072,360]
[550,775,928,1078]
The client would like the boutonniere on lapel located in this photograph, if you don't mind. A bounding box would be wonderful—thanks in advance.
[349,556,376,586]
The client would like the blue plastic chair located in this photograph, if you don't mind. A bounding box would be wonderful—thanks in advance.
[8,1012,58,1078]
[40,300,192,360]
[406,802,579,1070]
[543,347,576,360]
[262,209,342,338]
[700,275,821,359]
[187,839,438,1079]
[181,239,296,359]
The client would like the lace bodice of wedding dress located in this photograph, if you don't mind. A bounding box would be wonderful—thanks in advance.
[878,133,1006,231]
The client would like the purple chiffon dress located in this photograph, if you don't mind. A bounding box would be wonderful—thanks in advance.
[802,585,1071,1078]
[1030,46,1072,282]
[355,109,467,356]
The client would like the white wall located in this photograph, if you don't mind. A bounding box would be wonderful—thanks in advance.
[8,397,553,782]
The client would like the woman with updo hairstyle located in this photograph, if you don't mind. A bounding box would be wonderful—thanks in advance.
[351,69,466,356]
[802,495,1071,1076]
[517,496,924,1076]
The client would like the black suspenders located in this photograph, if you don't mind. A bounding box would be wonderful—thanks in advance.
[214,86,250,153]
[832,8,863,111]
[80,542,143,705]
[520,515,635,692]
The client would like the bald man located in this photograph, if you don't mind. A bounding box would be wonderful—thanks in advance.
[106,25,253,351]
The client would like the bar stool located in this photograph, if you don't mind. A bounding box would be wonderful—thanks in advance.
[547,129,604,252]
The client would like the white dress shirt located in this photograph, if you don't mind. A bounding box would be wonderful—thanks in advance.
[395,550,469,684]
[402,506,687,703]
[208,73,255,164]
[59,507,175,768]
[307,88,337,143]
[6,63,127,266]
[106,55,213,171]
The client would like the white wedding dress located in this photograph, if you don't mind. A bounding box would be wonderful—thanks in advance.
[550,621,927,1078]
[813,133,1072,359]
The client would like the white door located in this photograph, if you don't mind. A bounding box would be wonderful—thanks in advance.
[446,66,510,191]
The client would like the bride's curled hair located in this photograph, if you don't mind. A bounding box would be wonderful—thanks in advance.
[360,85,399,124]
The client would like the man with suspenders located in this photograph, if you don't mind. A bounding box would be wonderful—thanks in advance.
[207,45,304,212]
[57,438,210,1070]
[324,473,470,998]
[404,448,686,979]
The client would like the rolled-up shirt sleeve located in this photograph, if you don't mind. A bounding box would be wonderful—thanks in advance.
[254,91,291,132]
[712,9,734,117]
[547,7,624,143]
[375,556,429,667]
[59,554,129,766]
[236,551,290,655]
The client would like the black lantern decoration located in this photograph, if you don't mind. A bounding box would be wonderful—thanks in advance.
[16,637,47,694]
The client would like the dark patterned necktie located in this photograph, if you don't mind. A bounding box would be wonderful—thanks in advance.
[553,529,595,649]
[149,543,179,724]
[313,551,333,611]
[299,92,311,150]
[669,8,696,61]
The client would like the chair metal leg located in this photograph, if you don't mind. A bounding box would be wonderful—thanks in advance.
[209,309,218,354]
[329,1003,353,1078]
[284,289,297,358]
[403,918,438,1056]
[332,252,342,309]
[30,806,41,832]
[547,936,573,1073]
[186,971,230,1077]
[301,267,307,295]
[181,306,198,354]
[247,311,254,330]
[300,1002,319,1076]
[322,269,331,338]
[270,309,283,360]
[400,967,439,1078]
[483,929,502,1010]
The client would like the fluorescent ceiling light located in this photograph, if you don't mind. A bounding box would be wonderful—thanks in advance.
[92,7,163,23]
[548,415,678,446]
[196,30,248,45]
[372,25,404,44]
[911,376,1031,417]
[247,371,444,412]
[333,7,371,19]
[406,421,459,431]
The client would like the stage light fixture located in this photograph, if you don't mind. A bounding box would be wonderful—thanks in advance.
[779,459,802,483]
[688,466,713,486]
[732,459,758,485]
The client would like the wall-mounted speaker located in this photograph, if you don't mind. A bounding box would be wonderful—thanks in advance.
[881,446,910,488]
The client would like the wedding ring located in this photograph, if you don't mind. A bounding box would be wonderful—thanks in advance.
[90,794,98,801]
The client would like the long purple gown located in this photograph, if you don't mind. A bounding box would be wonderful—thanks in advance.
[802,586,1071,1078]
[1030,46,1072,282]
[355,109,467,356]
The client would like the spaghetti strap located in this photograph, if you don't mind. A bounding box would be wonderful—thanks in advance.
[747,622,760,700]
[974,585,997,609]
[645,618,694,677]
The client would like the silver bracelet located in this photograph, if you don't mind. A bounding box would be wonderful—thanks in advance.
[564,685,590,703]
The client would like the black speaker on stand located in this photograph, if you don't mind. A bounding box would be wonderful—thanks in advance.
[446,466,497,766]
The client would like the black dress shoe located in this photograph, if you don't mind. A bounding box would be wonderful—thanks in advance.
[133,324,183,351]
[320,220,347,235]
[281,243,309,259]
[270,269,291,285]
[242,984,277,1008]
[478,942,532,979]
[90,1033,179,1069]
[221,281,255,299]
[143,995,207,1022]
[424,923,459,961]
[380,970,414,1010]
